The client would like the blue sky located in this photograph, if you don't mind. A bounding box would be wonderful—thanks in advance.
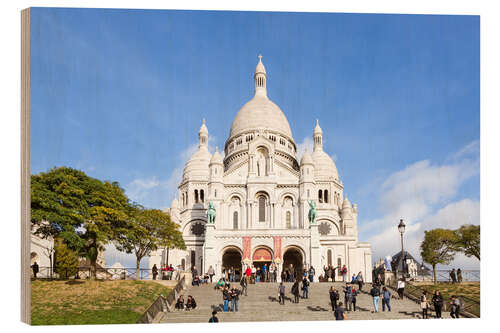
[30,8,479,269]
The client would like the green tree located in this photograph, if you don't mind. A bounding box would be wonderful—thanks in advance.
[31,167,131,278]
[420,228,458,283]
[455,224,480,260]
[114,207,185,279]
[54,238,79,279]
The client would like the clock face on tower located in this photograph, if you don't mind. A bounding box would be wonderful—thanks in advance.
[191,222,206,236]
[319,222,331,236]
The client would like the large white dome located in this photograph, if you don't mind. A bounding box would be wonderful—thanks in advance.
[229,94,293,139]
[228,55,294,141]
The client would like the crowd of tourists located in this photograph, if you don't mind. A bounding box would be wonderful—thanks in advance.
[151,263,179,281]
[419,289,462,319]
[176,264,467,322]
[318,264,359,283]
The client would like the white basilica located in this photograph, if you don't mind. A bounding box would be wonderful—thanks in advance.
[149,56,372,282]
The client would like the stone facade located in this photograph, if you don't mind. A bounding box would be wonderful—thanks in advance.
[150,56,372,282]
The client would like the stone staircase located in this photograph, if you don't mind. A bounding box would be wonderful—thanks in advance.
[156,282,449,323]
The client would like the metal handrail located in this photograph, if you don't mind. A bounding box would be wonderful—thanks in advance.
[30,266,181,280]
[387,279,479,317]
[137,275,187,323]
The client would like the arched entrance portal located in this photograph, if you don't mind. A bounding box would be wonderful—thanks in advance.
[222,247,242,281]
[252,247,273,282]
[283,247,304,282]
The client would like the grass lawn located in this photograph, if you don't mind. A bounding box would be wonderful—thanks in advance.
[31,279,172,325]
[412,282,480,316]
[413,282,480,303]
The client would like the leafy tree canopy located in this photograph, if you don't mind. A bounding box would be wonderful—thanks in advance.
[455,224,480,260]
[31,167,132,274]
[420,228,459,283]
[114,206,185,276]
[54,238,79,279]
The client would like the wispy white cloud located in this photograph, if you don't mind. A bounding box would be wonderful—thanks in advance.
[363,140,480,269]
[452,139,479,160]
[296,136,314,160]
[125,135,220,209]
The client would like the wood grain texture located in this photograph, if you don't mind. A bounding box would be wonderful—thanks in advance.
[21,7,31,325]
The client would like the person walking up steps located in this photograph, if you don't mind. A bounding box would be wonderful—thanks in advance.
[329,286,339,311]
[302,275,310,299]
[334,302,346,320]
[309,266,315,283]
[356,271,364,291]
[397,278,405,299]
[344,283,353,311]
[222,287,230,312]
[231,287,240,312]
[450,295,461,318]
[208,310,219,323]
[351,287,358,311]
[370,283,381,313]
[208,265,215,283]
[420,291,430,319]
[292,278,300,303]
[278,282,286,305]
[382,287,391,312]
[432,290,444,318]
[240,274,248,296]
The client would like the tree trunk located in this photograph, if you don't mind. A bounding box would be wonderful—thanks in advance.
[90,259,97,279]
[136,258,141,280]
[433,264,437,284]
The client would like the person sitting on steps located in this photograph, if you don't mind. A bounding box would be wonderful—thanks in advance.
[186,295,197,311]
[175,295,185,310]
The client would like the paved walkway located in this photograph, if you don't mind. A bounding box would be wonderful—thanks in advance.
[157,282,449,323]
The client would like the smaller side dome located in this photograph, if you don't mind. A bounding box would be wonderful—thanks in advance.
[183,147,211,180]
[170,196,179,209]
[210,147,223,165]
[342,195,352,210]
[300,149,314,166]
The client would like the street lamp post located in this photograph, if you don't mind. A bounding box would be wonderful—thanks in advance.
[398,219,406,278]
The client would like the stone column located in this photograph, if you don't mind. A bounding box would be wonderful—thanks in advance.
[310,224,321,282]
[271,203,275,228]
[293,203,298,229]
[203,223,218,280]
[249,203,253,229]
[242,202,247,230]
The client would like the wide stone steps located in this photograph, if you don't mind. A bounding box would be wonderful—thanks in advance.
[158,282,446,323]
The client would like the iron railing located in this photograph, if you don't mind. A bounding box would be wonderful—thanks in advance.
[137,275,187,323]
[428,270,480,282]
[387,279,480,317]
[31,266,185,280]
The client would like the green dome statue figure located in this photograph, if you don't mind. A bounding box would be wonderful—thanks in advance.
[308,200,317,225]
[207,201,216,224]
